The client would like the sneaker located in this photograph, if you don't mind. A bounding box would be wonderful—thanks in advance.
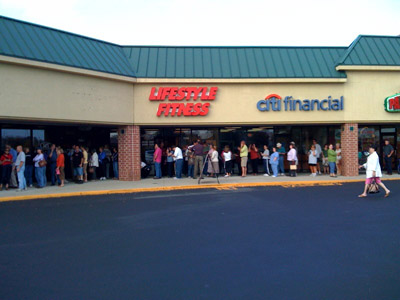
[272,175,277,178]
[29,185,33,188]
[263,174,269,177]
[224,174,229,177]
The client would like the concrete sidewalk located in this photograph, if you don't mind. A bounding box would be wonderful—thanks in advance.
[0,173,399,202]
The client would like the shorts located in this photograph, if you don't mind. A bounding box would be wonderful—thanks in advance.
[73,167,83,177]
[366,177,381,184]
[309,163,316,166]
[241,157,248,167]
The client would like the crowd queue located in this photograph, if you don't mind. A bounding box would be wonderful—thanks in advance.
[150,139,395,180]
[0,144,119,192]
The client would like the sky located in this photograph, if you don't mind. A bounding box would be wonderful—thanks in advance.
[0,0,399,47]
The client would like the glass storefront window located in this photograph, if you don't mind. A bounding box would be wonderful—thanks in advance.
[359,126,380,155]
[32,129,45,148]
[1,129,31,149]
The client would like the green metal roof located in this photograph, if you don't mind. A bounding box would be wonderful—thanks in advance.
[337,35,400,66]
[0,16,135,77]
[123,46,347,78]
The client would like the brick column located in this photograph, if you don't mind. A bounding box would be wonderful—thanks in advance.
[341,123,359,176]
[118,125,141,181]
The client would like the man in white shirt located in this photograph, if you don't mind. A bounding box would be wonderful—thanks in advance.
[15,145,27,191]
[313,139,322,175]
[172,145,183,179]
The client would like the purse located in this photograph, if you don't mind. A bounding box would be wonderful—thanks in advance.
[290,164,297,170]
[39,159,47,167]
[368,180,380,194]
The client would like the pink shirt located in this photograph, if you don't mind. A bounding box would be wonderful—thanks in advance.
[154,147,162,163]
[287,149,297,161]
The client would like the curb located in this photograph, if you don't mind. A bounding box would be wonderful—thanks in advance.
[0,178,399,203]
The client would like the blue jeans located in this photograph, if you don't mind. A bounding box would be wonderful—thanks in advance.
[278,156,285,174]
[175,159,183,178]
[50,162,57,185]
[263,159,270,174]
[24,165,33,186]
[35,166,45,187]
[188,165,194,177]
[271,164,278,177]
[113,161,119,179]
[154,162,162,178]
[17,166,26,190]
[329,162,336,174]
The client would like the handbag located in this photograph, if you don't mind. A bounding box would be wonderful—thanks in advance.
[39,159,47,167]
[368,179,380,194]
[88,167,94,173]
[290,164,297,170]
[56,168,60,175]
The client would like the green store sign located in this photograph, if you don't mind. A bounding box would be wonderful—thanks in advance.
[384,93,400,112]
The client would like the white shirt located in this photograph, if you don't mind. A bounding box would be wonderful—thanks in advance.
[90,152,99,167]
[262,149,270,160]
[308,150,317,164]
[173,147,183,160]
[363,151,382,178]
[315,144,322,158]
[223,151,232,161]
[211,150,219,162]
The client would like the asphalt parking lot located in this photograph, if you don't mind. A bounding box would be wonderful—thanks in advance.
[1,182,399,300]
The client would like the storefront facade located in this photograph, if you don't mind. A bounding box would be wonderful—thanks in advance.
[1,16,400,180]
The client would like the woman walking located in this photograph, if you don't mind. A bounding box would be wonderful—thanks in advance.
[358,145,390,198]
[0,148,13,190]
[262,145,270,176]
[287,143,297,177]
[327,144,337,177]
[56,148,65,187]
[207,145,219,177]
[33,148,46,188]
[270,147,279,178]
[222,146,233,177]
[249,144,259,176]
[308,145,318,177]
[335,143,342,176]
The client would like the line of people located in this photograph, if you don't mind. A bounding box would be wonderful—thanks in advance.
[0,144,119,192]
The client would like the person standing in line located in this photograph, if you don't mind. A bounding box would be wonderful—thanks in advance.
[270,147,280,178]
[276,143,286,176]
[15,145,27,192]
[56,147,65,187]
[335,143,342,176]
[98,147,106,180]
[312,139,322,175]
[166,147,175,178]
[111,147,118,180]
[48,144,58,186]
[322,144,329,175]
[327,144,337,177]
[72,145,84,183]
[383,139,394,175]
[81,146,89,182]
[7,145,18,188]
[33,148,46,188]
[249,144,259,176]
[189,140,204,180]
[24,147,34,188]
[172,145,183,179]
[153,143,162,179]
[358,145,390,198]
[0,147,13,190]
[207,145,219,177]
[238,140,248,177]
[187,147,195,179]
[90,149,99,180]
[287,143,297,177]
[262,145,270,176]
[222,146,233,177]
[104,145,112,179]
[308,145,318,177]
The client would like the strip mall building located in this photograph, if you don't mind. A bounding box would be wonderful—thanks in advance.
[1,16,400,180]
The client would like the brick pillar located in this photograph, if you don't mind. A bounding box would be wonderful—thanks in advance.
[118,125,141,181]
[341,123,359,176]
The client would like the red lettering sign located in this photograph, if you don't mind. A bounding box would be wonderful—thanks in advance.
[150,87,218,116]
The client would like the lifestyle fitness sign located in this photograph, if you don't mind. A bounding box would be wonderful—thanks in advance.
[257,94,344,112]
